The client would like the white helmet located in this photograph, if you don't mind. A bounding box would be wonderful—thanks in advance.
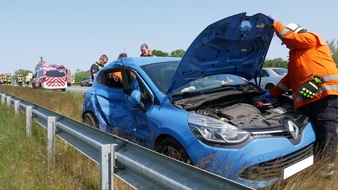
[286,23,305,33]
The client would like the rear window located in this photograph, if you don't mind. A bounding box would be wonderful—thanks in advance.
[273,68,287,75]
[46,70,65,77]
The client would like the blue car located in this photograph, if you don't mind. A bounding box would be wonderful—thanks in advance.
[82,13,315,188]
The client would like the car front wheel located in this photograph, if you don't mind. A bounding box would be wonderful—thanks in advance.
[265,83,275,90]
[82,112,98,129]
[158,138,192,164]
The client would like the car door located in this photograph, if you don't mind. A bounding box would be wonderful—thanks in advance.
[94,66,153,148]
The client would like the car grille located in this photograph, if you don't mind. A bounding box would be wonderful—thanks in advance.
[239,143,314,180]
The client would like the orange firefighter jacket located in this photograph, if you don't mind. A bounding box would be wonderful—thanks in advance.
[269,21,338,110]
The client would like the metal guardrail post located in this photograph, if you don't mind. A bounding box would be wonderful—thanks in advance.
[26,106,33,137]
[47,116,56,167]
[100,144,115,190]
[14,100,20,115]
[1,93,5,105]
[6,96,11,107]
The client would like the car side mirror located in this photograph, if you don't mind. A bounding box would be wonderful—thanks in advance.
[131,90,146,112]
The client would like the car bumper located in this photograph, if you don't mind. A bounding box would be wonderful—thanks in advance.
[186,123,316,188]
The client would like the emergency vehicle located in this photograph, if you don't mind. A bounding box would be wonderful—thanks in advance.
[66,68,74,86]
[32,57,67,91]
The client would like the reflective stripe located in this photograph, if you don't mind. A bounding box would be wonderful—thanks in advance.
[323,75,338,81]
[279,28,290,39]
[277,82,290,91]
[294,84,338,104]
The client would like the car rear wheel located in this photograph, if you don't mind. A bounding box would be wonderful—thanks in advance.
[83,112,98,129]
[158,138,192,164]
[265,83,275,90]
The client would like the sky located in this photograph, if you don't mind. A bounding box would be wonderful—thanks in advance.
[1,0,338,75]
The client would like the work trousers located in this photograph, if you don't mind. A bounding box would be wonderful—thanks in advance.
[300,95,338,163]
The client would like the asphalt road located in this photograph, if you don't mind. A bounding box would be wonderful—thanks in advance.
[66,85,90,94]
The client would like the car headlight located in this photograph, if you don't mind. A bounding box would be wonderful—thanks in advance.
[188,113,250,144]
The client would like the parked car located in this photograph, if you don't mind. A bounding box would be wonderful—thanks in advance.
[82,13,315,188]
[251,67,287,90]
[80,77,92,87]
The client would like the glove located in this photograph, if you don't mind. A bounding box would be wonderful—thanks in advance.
[299,76,324,99]
[300,81,318,99]
[261,91,272,102]
[268,14,278,22]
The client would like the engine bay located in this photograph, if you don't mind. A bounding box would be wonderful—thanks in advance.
[174,91,309,130]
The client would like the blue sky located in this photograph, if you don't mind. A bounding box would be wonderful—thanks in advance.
[1,0,337,74]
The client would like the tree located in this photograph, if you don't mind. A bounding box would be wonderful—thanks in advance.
[263,57,288,68]
[170,49,186,57]
[74,70,91,82]
[152,49,169,57]
[14,69,33,79]
[327,39,338,67]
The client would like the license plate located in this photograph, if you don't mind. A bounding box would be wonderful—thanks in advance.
[283,155,314,179]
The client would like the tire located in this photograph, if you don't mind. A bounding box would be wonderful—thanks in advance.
[265,83,275,90]
[82,112,98,129]
[158,138,192,164]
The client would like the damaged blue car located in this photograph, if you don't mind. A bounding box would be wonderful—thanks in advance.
[82,12,316,188]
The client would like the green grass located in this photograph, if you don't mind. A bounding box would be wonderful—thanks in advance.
[0,104,99,189]
[0,85,337,190]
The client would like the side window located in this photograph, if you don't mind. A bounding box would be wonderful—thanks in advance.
[107,70,123,88]
[97,68,123,88]
[261,69,269,77]
[38,70,44,77]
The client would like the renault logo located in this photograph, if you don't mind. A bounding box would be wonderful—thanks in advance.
[283,119,300,140]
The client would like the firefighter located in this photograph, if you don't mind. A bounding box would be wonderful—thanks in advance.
[25,75,30,87]
[261,15,338,177]
[3,74,7,84]
[7,74,12,85]
[90,54,108,80]
[17,74,23,87]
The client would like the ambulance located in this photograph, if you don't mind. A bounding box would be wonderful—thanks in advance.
[32,57,67,91]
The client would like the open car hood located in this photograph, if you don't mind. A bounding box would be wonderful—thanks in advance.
[167,12,274,94]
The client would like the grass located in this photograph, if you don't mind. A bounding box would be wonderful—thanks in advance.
[0,85,337,190]
[0,103,99,189]
[0,86,132,190]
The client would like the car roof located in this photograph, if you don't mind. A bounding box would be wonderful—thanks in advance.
[106,57,181,68]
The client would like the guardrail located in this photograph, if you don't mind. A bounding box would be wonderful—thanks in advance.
[0,92,254,190]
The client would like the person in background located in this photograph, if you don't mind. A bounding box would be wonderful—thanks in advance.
[17,74,23,87]
[91,54,108,80]
[140,43,153,57]
[25,75,30,87]
[261,15,338,178]
[108,53,128,82]
[2,74,7,84]
[118,53,128,59]
[7,74,12,85]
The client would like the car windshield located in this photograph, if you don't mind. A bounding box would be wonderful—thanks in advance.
[272,68,287,75]
[46,70,65,77]
[173,74,246,94]
[141,61,179,93]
